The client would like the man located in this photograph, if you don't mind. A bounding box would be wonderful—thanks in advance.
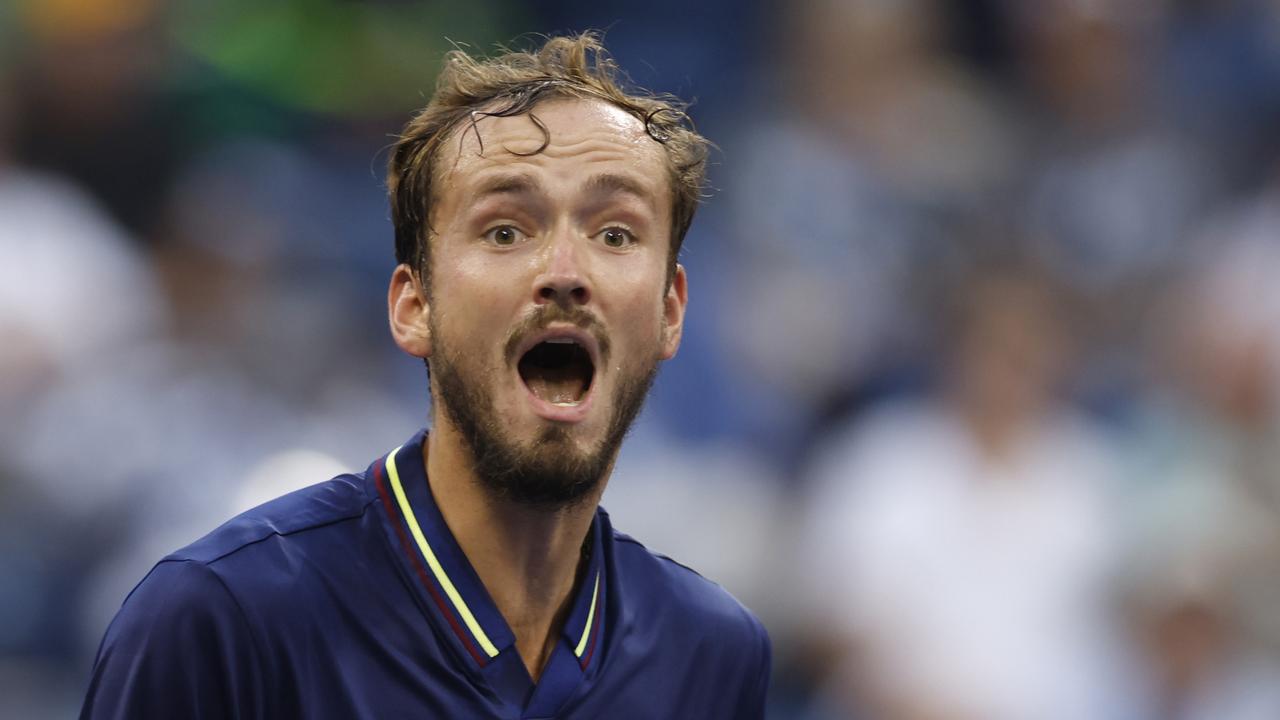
[80,33,770,719]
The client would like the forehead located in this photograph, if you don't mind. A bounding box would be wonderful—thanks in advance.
[434,97,670,203]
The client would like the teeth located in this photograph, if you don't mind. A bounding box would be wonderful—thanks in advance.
[552,401,581,407]
[545,337,577,344]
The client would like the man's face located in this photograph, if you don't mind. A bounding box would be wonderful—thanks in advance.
[419,97,686,507]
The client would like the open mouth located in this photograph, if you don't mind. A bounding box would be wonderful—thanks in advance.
[517,337,595,406]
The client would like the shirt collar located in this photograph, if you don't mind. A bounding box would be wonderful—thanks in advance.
[372,430,607,676]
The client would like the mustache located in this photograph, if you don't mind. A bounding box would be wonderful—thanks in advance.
[503,305,611,365]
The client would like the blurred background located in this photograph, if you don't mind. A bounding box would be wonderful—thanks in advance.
[4,0,1280,717]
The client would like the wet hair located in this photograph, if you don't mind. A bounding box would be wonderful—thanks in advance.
[388,31,710,285]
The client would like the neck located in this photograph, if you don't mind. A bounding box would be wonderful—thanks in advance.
[424,418,605,681]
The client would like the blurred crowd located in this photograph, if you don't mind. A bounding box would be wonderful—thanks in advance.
[4,0,1280,718]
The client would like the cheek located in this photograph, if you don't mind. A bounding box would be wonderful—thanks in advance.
[434,261,517,324]
[430,296,502,370]
[609,290,668,351]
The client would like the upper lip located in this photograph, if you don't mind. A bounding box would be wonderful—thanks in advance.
[511,324,602,374]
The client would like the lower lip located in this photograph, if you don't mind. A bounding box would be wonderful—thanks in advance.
[518,371,596,423]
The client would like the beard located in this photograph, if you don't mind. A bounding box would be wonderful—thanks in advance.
[429,308,660,510]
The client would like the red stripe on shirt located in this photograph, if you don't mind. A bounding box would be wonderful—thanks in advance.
[373,460,487,667]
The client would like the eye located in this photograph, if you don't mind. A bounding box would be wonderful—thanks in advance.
[483,225,526,246]
[598,227,635,248]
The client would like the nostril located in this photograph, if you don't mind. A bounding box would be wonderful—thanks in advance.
[537,282,589,304]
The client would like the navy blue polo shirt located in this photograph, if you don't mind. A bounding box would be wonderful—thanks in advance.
[81,431,771,719]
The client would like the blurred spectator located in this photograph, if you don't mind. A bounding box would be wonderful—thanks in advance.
[1113,168,1280,719]
[0,49,166,511]
[1141,179,1280,515]
[721,0,1020,465]
[1160,0,1280,190]
[0,54,166,719]
[1120,476,1280,720]
[11,0,182,242]
[1015,0,1218,407]
[796,256,1130,719]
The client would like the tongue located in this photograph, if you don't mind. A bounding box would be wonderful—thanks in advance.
[525,368,587,404]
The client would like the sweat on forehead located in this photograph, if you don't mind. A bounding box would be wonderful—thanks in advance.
[436,98,665,185]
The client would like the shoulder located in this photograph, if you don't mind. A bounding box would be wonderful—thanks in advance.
[111,555,252,635]
[82,474,380,718]
[153,472,385,627]
[105,471,377,646]
[106,473,380,656]
[168,473,374,566]
[83,558,269,719]
[606,522,772,718]
[609,523,770,651]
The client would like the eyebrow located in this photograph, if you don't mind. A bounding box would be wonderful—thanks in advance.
[467,171,658,210]
[471,172,540,201]
[583,173,657,209]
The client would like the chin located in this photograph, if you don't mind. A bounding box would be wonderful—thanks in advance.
[478,426,609,509]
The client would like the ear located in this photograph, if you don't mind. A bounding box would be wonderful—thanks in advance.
[660,264,688,360]
[388,264,432,358]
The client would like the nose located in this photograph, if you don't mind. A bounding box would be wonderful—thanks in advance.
[533,231,591,307]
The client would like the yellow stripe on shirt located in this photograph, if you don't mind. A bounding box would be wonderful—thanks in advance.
[574,570,601,657]
[385,448,500,658]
